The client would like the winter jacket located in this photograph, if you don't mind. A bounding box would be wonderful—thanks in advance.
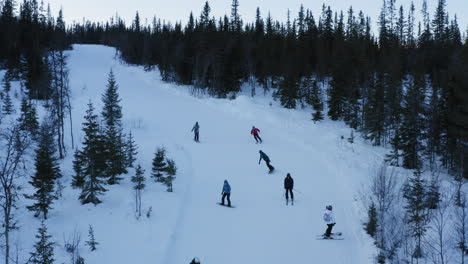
[259,151,270,163]
[323,209,336,224]
[222,183,231,194]
[251,128,260,135]
[192,123,199,133]
[284,176,294,189]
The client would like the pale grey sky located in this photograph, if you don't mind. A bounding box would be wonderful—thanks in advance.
[47,0,466,34]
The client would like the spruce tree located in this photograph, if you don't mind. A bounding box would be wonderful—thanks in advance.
[312,110,324,123]
[26,123,61,219]
[101,70,126,185]
[164,159,177,192]
[85,225,98,251]
[364,202,377,238]
[2,92,14,115]
[18,98,39,137]
[78,102,108,205]
[131,165,145,217]
[71,150,85,189]
[30,222,55,264]
[125,131,138,168]
[151,148,167,182]
[403,170,429,259]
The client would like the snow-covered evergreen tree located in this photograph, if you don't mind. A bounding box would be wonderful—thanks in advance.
[85,225,98,251]
[151,148,167,182]
[77,102,108,205]
[125,131,138,168]
[30,222,55,264]
[26,123,61,219]
[101,69,127,185]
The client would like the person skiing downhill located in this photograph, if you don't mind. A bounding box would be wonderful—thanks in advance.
[259,150,274,173]
[191,122,200,142]
[190,257,201,264]
[284,173,294,205]
[251,126,262,143]
[323,205,336,239]
[221,180,231,207]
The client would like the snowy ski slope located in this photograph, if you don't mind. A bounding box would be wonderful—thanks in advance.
[9,45,384,263]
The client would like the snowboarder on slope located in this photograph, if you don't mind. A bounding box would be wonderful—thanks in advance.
[190,257,201,264]
[323,205,336,239]
[251,126,262,143]
[284,173,294,205]
[259,150,274,173]
[221,180,231,207]
[191,122,200,142]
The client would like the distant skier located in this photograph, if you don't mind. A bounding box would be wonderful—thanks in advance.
[259,150,274,173]
[251,126,262,143]
[190,257,201,264]
[284,173,294,205]
[191,122,200,142]
[323,205,336,239]
[221,180,231,207]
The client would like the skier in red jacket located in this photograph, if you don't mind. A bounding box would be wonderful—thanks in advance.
[251,126,262,143]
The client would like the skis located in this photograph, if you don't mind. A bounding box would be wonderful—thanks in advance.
[217,203,235,208]
[316,232,343,240]
[286,200,294,206]
[268,167,275,174]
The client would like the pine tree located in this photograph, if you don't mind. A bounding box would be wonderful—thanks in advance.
[403,170,429,259]
[30,222,55,264]
[164,159,177,192]
[385,131,401,166]
[425,177,441,209]
[101,70,126,185]
[18,98,39,137]
[78,102,108,205]
[400,76,425,169]
[71,150,85,189]
[2,92,14,115]
[125,131,138,168]
[151,148,167,182]
[131,165,145,217]
[85,225,98,251]
[26,123,60,219]
[312,110,324,123]
[364,202,377,238]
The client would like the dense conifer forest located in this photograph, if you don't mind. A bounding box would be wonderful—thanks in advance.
[0,0,467,179]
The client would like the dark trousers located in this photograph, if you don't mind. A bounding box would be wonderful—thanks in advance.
[285,188,294,200]
[325,223,335,237]
[222,193,231,206]
[253,134,262,143]
[194,132,199,142]
[265,160,274,172]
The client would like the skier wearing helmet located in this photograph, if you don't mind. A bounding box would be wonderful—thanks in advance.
[323,205,336,239]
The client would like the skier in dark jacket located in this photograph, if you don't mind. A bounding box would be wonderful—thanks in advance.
[191,122,200,142]
[221,180,231,207]
[284,173,294,205]
[190,257,201,264]
[251,126,262,143]
[259,150,274,173]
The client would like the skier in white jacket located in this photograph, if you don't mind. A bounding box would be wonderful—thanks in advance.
[323,205,336,239]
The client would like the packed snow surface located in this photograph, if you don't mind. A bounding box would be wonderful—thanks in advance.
[8,45,383,263]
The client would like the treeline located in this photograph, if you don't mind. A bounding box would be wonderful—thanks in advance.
[1,0,467,178]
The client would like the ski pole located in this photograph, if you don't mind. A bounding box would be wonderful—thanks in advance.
[293,188,302,194]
